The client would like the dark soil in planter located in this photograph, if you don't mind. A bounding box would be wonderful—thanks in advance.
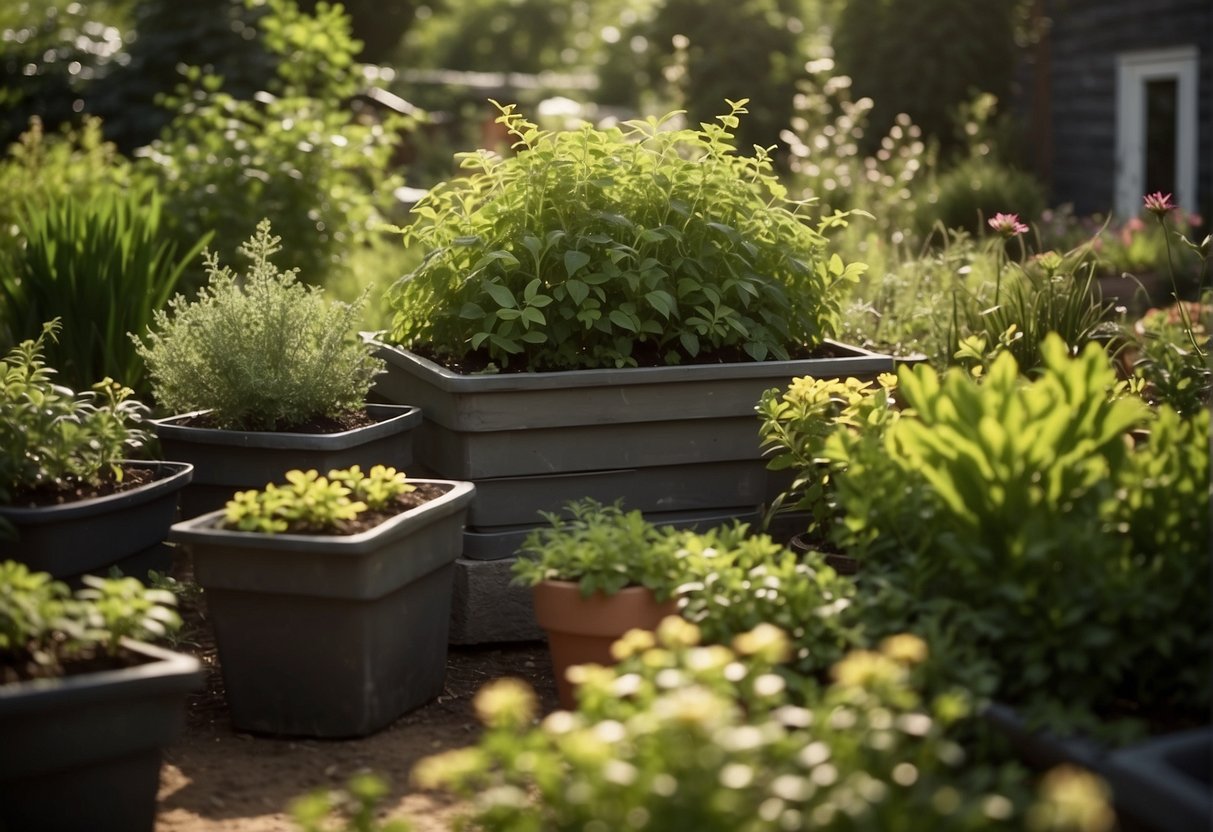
[171,408,379,434]
[157,549,559,832]
[6,464,160,508]
[0,643,153,685]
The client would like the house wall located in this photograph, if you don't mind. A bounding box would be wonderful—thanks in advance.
[1045,0,1212,218]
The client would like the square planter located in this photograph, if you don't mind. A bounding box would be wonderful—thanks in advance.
[0,461,193,581]
[0,640,203,832]
[153,403,422,518]
[169,479,475,738]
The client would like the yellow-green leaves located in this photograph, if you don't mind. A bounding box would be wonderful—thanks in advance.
[222,465,414,535]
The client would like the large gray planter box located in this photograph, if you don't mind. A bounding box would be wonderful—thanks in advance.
[0,461,193,581]
[170,479,474,738]
[153,403,422,518]
[0,640,203,832]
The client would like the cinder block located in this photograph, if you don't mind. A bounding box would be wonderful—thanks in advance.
[449,556,545,644]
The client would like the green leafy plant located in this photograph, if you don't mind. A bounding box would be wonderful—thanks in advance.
[142,0,406,290]
[0,184,211,396]
[1122,297,1211,416]
[414,619,1103,831]
[291,772,411,832]
[511,499,685,599]
[917,155,1047,239]
[1,319,150,505]
[133,219,384,431]
[757,373,899,542]
[827,336,1211,738]
[222,465,415,535]
[660,523,862,680]
[387,99,865,371]
[0,560,181,683]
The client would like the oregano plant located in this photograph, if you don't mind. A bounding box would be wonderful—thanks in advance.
[387,100,866,371]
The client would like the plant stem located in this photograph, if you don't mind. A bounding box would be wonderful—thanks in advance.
[1156,215,1204,357]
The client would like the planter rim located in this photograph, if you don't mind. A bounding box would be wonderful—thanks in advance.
[366,336,893,393]
[0,639,203,713]
[169,478,475,554]
[152,403,422,450]
[0,460,193,524]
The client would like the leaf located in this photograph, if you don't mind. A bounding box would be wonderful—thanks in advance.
[564,250,591,279]
[483,282,517,310]
[645,290,674,319]
[566,278,590,306]
[459,302,486,319]
[609,310,638,332]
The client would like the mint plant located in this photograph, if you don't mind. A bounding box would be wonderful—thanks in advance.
[222,465,415,535]
[1,561,181,683]
[134,220,384,431]
[1,319,150,504]
[387,100,865,371]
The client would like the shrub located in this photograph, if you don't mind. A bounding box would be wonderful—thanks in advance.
[414,620,1089,830]
[0,185,210,396]
[917,155,1047,239]
[0,560,180,683]
[1,319,150,505]
[387,100,865,371]
[827,337,1211,738]
[141,0,405,290]
[1123,298,1211,416]
[133,220,384,431]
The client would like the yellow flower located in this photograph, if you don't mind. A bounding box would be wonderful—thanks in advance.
[732,623,791,664]
[611,628,657,661]
[880,633,928,665]
[473,678,536,730]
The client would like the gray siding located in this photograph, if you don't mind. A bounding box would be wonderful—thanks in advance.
[1046,0,1212,218]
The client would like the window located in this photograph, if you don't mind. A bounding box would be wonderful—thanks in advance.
[1115,47,1199,219]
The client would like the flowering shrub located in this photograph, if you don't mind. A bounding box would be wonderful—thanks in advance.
[414,619,1109,831]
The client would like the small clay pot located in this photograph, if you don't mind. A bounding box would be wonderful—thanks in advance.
[532,581,678,709]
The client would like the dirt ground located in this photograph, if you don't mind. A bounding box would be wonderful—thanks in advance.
[156,560,559,832]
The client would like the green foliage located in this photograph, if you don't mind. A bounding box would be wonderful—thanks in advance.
[1123,298,1211,416]
[142,0,405,289]
[664,524,862,679]
[512,499,684,600]
[0,560,181,682]
[414,620,1068,831]
[827,337,1211,737]
[222,465,414,535]
[291,772,411,832]
[948,244,1114,376]
[757,374,899,541]
[832,0,1023,154]
[918,155,1047,239]
[388,100,864,370]
[134,220,384,430]
[1,320,150,504]
[0,184,210,396]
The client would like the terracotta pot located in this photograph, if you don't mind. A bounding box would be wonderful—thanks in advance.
[532,581,678,709]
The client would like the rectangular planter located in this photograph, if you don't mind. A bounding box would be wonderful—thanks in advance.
[153,403,422,517]
[0,641,203,832]
[0,461,193,581]
[170,479,475,738]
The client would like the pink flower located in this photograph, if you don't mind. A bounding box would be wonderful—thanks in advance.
[988,212,1029,237]
[1142,192,1175,216]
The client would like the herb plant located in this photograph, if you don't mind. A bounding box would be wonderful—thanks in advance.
[827,336,1210,738]
[1,561,181,684]
[387,100,865,371]
[134,220,384,431]
[1,319,150,505]
[512,499,686,599]
[222,465,415,535]
[414,620,1087,831]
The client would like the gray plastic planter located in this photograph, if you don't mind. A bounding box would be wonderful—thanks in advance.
[983,703,1212,832]
[170,479,475,738]
[153,403,422,517]
[0,461,193,581]
[370,340,894,479]
[0,640,203,832]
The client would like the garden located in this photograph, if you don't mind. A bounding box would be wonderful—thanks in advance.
[0,0,1209,830]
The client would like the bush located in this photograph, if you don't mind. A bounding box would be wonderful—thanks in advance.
[0,185,210,396]
[917,155,1047,239]
[827,337,1211,738]
[1,319,150,505]
[386,100,865,371]
[133,220,384,431]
